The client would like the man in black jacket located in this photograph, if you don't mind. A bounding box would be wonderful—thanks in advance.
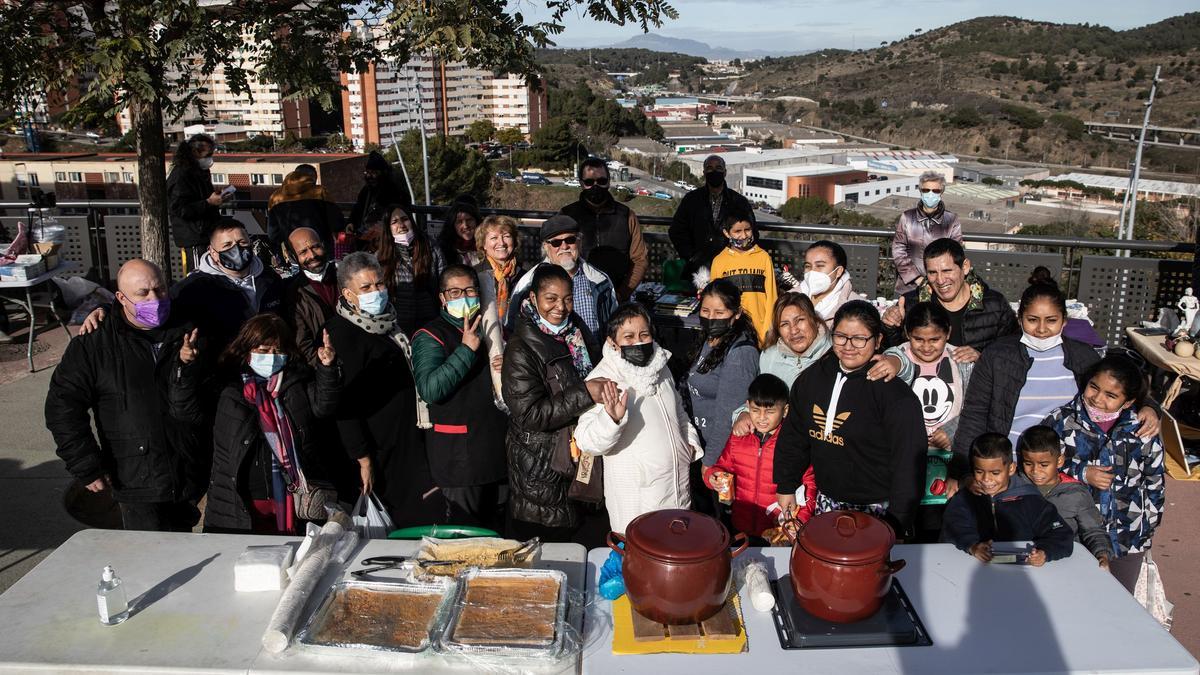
[283,227,338,367]
[172,219,285,358]
[45,259,206,531]
[882,237,1018,357]
[348,151,410,234]
[668,154,756,279]
[559,157,649,299]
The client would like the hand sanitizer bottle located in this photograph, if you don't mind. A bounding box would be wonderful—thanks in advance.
[97,565,129,626]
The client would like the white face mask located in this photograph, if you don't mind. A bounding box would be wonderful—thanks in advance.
[393,230,414,246]
[1020,332,1063,352]
[301,263,328,282]
[800,270,832,296]
[197,157,214,170]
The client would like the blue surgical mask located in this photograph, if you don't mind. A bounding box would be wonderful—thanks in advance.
[920,191,942,209]
[537,313,568,335]
[358,289,388,316]
[248,352,287,379]
[446,296,480,321]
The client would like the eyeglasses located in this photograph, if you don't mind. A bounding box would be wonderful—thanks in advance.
[919,188,944,194]
[441,286,479,299]
[831,333,875,348]
[546,235,578,249]
[582,177,609,188]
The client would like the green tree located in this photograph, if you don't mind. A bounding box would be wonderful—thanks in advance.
[0,0,678,274]
[530,117,580,167]
[779,196,835,223]
[466,119,497,144]
[948,107,984,128]
[398,130,491,205]
[495,127,525,146]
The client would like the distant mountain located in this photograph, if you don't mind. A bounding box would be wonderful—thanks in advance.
[606,33,804,61]
[731,13,1200,170]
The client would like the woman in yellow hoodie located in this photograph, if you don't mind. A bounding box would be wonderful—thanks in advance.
[709,210,777,347]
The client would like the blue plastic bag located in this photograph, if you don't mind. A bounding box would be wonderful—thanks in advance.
[599,544,626,600]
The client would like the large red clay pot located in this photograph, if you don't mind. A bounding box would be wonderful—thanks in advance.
[790,510,906,623]
[608,509,749,625]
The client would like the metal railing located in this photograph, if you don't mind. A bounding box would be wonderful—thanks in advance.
[1,199,1193,347]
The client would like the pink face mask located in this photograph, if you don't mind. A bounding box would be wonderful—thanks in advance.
[1085,402,1122,424]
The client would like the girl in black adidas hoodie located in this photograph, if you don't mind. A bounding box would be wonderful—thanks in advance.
[774,300,927,537]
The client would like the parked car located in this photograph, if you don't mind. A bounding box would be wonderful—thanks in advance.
[564,178,581,188]
[522,172,552,185]
[757,204,778,215]
[496,170,516,182]
[652,191,674,201]
[651,175,664,182]
[673,180,693,190]
[615,185,633,195]
[636,187,652,196]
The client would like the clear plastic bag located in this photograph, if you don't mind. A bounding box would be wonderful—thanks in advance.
[352,492,394,539]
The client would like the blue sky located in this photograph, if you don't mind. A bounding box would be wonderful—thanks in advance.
[532,0,1196,52]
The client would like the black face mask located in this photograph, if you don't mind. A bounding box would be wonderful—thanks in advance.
[583,186,611,205]
[705,170,726,188]
[620,342,655,367]
[217,245,253,272]
[699,317,733,339]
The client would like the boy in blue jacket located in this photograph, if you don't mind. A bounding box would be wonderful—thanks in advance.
[942,433,1075,566]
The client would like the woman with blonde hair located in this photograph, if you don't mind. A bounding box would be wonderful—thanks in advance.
[474,215,526,404]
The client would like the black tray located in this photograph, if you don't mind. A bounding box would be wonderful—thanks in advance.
[770,575,932,649]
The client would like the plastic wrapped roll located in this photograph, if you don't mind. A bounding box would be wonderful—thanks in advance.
[261,511,352,653]
[742,560,774,612]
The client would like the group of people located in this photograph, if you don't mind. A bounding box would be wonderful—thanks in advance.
[43,139,1165,597]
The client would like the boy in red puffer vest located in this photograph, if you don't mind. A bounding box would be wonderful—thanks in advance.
[704,374,816,539]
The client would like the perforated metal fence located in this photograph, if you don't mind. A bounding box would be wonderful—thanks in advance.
[2,200,1192,348]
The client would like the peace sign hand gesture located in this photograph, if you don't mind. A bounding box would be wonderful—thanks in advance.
[180,328,199,364]
[317,330,337,367]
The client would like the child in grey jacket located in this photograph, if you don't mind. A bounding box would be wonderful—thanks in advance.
[1018,425,1111,567]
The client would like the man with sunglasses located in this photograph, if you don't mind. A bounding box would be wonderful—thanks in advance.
[504,214,618,343]
[560,157,648,300]
[892,170,962,295]
[669,154,756,279]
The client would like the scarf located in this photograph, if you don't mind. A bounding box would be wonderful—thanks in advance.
[242,371,300,534]
[335,298,431,428]
[391,245,415,285]
[488,256,517,321]
[917,270,986,313]
[916,201,946,227]
[813,272,854,323]
[520,296,593,377]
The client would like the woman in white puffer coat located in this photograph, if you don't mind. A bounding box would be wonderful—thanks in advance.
[575,303,703,534]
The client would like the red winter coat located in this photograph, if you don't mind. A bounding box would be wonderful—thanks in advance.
[704,429,816,537]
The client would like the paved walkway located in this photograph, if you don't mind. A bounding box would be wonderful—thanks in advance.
[5,326,1199,659]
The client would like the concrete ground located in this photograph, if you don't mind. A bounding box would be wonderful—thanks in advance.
[2,311,1198,659]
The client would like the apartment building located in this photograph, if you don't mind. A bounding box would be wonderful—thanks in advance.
[116,39,314,141]
[0,153,366,206]
[341,46,546,151]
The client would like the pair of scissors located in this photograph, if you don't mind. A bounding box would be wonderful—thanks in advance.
[350,556,461,578]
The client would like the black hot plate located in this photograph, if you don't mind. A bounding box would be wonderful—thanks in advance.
[770,574,932,649]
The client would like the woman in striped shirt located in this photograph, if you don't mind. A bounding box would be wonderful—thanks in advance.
[951,269,1159,490]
